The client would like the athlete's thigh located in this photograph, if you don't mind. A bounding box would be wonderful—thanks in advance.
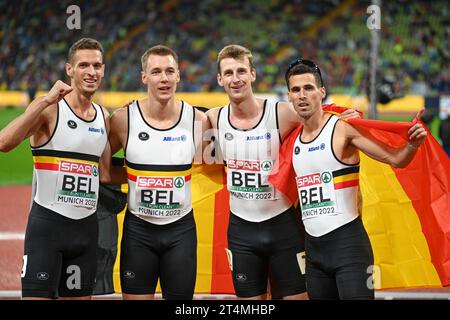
[21,249,63,299]
[305,261,339,300]
[334,219,374,299]
[21,210,63,299]
[268,210,307,298]
[227,215,268,298]
[159,224,197,300]
[269,248,306,298]
[120,228,159,294]
[58,215,98,298]
[335,263,374,299]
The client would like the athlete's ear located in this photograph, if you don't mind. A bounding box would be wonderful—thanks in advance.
[99,63,105,78]
[65,63,73,78]
[176,69,180,83]
[250,68,256,83]
[217,73,224,87]
[141,70,148,85]
[320,86,326,100]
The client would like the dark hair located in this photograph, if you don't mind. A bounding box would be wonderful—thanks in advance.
[285,59,323,90]
[141,45,179,71]
[68,38,104,63]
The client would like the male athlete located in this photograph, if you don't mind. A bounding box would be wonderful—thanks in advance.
[284,58,426,299]
[106,45,210,300]
[0,38,110,299]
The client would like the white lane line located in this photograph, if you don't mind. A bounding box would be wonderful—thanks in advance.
[0,232,25,240]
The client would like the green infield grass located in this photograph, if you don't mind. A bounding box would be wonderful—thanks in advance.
[0,107,32,185]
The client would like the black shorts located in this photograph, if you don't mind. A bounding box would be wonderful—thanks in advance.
[120,210,197,300]
[227,207,306,298]
[21,202,98,299]
[305,217,374,300]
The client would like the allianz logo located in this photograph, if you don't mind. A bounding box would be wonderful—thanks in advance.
[88,127,105,134]
[246,132,271,141]
[308,143,326,152]
[163,135,187,142]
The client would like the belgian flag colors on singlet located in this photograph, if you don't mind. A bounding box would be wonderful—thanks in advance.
[31,98,107,220]
[125,100,196,225]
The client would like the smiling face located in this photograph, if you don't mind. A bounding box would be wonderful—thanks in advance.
[287,73,326,119]
[217,57,256,103]
[141,54,180,102]
[65,49,104,96]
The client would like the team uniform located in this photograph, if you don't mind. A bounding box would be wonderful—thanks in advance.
[120,100,197,299]
[217,100,306,298]
[292,114,374,299]
[22,98,107,299]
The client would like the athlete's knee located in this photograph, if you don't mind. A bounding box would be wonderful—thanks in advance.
[281,292,309,300]
[122,293,155,300]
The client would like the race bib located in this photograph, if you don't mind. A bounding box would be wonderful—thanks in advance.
[54,160,99,209]
[227,159,278,201]
[296,171,337,219]
[135,176,186,217]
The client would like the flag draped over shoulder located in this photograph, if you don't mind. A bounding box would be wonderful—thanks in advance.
[269,104,450,287]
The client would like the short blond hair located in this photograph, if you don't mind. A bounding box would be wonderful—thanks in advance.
[141,45,178,71]
[217,44,255,73]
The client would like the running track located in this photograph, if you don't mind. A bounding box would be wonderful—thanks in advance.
[0,185,30,291]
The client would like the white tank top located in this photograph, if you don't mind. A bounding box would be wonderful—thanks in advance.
[126,100,196,225]
[32,98,107,219]
[217,100,291,222]
[292,115,360,237]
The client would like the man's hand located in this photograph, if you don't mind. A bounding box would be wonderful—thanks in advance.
[43,80,73,106]
[408,109,427,148]
[339,108,361,120]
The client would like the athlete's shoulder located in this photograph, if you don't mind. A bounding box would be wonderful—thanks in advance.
[277,101,296,116]
[205,106,223,128]
[194,107,208,121]
[205,105,223,117]
[94,103,110,120]
[37,100,58,127]
[110,102,131,127]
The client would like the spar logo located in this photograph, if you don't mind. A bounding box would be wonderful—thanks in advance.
[174,177,184,188]
[260,160,272,172]
[137,177,174,188]
[321,172,332,183]
[297,173,322,188]
[227,159,260,172]
[60,161,96,176]
[297,172,332,188]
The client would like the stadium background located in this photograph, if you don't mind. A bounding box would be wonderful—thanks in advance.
[0,0,449,299]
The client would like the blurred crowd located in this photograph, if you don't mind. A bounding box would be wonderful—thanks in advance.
[0,0,448,95]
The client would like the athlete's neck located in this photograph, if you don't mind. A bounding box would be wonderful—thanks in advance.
[64,91,95,119]
[228,97,264,130]
[301,108,330,138]
[230,96,262,120]
[140,98,182,128]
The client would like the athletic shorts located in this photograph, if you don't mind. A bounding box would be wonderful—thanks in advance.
[305,216,374,300]
[120,210,197,300]
[21,202,98,299]
[227,207,306,298]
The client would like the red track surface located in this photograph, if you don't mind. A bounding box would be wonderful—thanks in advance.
[0,185,31,290]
